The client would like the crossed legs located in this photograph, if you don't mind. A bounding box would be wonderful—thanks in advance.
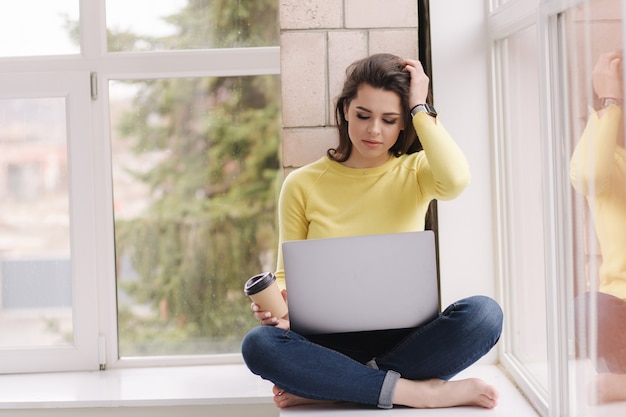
[242,295,503,409]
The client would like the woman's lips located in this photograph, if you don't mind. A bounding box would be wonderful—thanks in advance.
[363,139,381,148]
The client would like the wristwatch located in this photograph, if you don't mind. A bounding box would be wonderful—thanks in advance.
[600,97,623,108]
[410,103,438,118]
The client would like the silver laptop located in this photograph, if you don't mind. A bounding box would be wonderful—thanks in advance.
[282,231,439,335]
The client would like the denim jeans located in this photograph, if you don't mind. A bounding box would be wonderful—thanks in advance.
[241,295,503,409]
[575,291,626,373]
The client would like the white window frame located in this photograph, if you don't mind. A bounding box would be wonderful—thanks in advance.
[0,72,99,373]
[95,48,279,370]
[488,0,626,416]
[491,24,553,417]
[488,0,564,414]
[0,0,279,373]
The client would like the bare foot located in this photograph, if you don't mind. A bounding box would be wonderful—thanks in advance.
[590,373,626,404]
[272,385,336,409]
[393,377,499,409]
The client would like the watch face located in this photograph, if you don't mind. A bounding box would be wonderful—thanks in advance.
[424,104,437,117]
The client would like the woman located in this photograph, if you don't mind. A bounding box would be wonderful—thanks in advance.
[242,53,503,410]
[570,49,626,404]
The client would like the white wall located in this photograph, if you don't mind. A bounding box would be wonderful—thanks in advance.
[431,0,499,367]
[430,0,496,307]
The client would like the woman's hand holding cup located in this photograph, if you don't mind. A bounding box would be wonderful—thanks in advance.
[245,272,289,329]
[251,289,289,329]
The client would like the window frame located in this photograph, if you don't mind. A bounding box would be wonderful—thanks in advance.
[0,71,99,373]
[488,0,608,416]
[0,0,279,373]
[490,21,553,416]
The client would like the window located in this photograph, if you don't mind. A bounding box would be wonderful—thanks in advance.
[563,0,625,412]
[0,0,279,373]
[492,23,549,410]
[0,98,72,350]
[0,0,80,57]
[105,0,278,51]
[490,0,626,415]
[0,73,98,373]
[110,75,281,358]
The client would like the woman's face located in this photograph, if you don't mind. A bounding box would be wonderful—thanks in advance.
[343,83,404,169]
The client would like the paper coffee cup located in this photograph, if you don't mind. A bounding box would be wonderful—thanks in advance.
[244,272,288,319]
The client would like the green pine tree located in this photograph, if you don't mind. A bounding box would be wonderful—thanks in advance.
[108,0,281,355]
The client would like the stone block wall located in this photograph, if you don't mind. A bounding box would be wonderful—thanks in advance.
[278,0,420,169]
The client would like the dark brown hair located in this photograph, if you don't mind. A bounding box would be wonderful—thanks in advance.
[328,53,422,162]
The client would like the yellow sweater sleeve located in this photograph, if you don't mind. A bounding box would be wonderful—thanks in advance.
[570,105,623,196]
[412,112,471,200]
[569,104,626,299]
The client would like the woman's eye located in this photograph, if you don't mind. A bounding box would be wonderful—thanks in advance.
[355,114,398,124]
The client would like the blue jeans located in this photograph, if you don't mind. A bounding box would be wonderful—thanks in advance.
[241,295,503,409]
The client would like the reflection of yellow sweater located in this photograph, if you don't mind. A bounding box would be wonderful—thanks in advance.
[570,104,626,299]
[275,112,471,290]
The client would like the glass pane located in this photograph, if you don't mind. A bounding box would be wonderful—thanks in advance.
[501,24,549,392]
[106,0,279,52]
[110,75,281,357]
[491,0,511,8]
[564,0,626,411]
[0,98,73,348]
[0,0,80,57]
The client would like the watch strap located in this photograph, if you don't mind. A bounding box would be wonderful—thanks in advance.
[410,103,437,118]
[600,97,623,108]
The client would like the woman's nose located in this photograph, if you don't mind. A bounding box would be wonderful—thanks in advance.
[368,119,381,135]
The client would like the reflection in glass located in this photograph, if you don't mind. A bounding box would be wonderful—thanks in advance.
[105,0,279,52]
[110,75,281,356]
[0,0,79,57]
[0,98,73,348]
[566,0,626,408]
[490,0,511,10]
[500,24,549,393]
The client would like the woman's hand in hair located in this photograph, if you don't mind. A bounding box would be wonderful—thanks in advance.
[592,50,623,101]
[404,59,430,108]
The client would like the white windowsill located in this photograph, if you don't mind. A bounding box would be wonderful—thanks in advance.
[12,362,626,417]
[0,363,536,416]
[1,362,538,415]
[0,364,273,409]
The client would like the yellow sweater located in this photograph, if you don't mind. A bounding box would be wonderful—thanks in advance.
[275,112,471,289]
[570,104,626,299]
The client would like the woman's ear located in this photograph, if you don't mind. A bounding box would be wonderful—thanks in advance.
[343,101,349,121]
